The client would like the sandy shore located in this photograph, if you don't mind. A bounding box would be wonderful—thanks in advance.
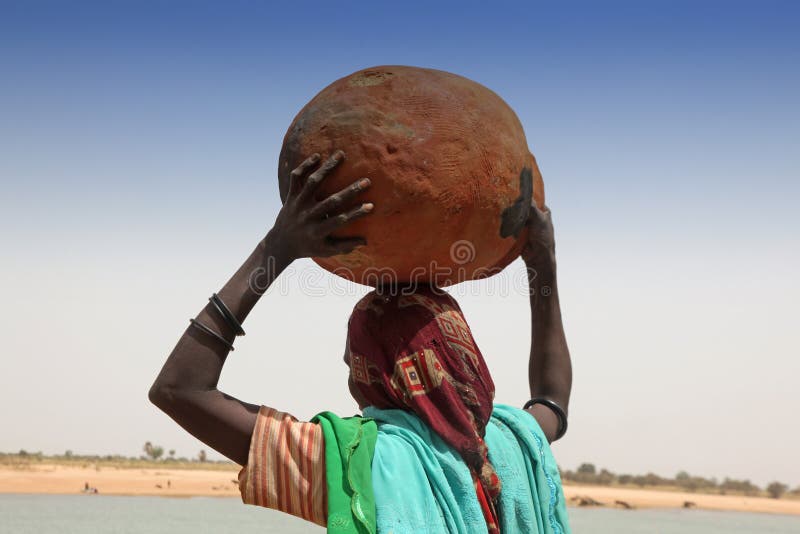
[1,464,798,516]
[563,484,800,516]
[0,464,242,498]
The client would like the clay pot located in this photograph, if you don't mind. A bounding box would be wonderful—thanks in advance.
[278,65,543,286]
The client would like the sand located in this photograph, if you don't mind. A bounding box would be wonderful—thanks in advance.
[563,484,800,516]
[0,463,242,498]
[1,464,798,516]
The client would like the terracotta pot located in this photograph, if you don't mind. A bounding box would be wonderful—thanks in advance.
[278,65,543,286]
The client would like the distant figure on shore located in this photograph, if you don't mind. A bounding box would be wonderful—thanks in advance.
[149,151,573,533]
[82,482,98,494]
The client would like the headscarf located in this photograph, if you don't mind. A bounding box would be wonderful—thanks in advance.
[346,288,502,507]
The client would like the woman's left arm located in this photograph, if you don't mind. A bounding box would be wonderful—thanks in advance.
[149,150,373,465]
[522,203,573,443]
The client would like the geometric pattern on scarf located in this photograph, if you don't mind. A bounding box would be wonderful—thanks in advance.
[346,287,502,519]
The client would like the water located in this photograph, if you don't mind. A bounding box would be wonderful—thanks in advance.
[1,494,798,533]
[567,507,800,533]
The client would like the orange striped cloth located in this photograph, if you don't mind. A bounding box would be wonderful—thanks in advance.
[238,406,327,526]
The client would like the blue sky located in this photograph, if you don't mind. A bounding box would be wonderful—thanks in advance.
[1,1,798,486]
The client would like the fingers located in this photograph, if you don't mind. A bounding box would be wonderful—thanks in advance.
[318,202,374,235]
[308,178,371,219]
[313,202,372,256]
[321,236,368,257]
[297,150,345,203]
[287,153,321,198]
[528,200,551,224]
[530,199,548,213]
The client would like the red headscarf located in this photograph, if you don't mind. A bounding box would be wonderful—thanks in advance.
[346,287,501,529]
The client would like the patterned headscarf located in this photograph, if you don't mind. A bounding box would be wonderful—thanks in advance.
[346,288,502,507]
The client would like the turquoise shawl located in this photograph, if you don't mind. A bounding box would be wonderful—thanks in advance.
[364,404,571,534]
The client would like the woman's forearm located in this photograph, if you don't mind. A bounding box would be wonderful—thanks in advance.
[148,232,292,464]
[150,232,290,393]
[527,253,572,414]
[148,150,372,465]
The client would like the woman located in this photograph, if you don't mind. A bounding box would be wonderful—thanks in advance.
[149,150,573,533]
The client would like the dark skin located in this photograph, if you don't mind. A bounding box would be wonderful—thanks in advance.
[149,150,572,466]
[522,204,572,435]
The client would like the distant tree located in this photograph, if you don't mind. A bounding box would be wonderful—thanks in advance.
[643,472,665,487]
[720,478,760,496]
[168,449,175,459]
[198,450,207,463]
[676,471,690,482]
[577,463,596,475]
[677,475,717,493]
[64,450,73,458]
[143,441,164,461]
[618,474,633,485]
[597,469,616,486]
[767,482,788,499]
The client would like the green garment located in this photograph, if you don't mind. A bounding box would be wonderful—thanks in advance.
[312,411,378,534]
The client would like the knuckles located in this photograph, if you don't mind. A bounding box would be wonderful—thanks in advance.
[326,195,343,208]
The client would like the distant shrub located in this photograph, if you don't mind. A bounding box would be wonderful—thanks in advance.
[767,482,788,499]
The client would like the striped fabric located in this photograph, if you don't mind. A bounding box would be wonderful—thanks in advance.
[238,406,327,526]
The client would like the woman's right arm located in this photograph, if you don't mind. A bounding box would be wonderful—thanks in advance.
[148,150,374,465]
[522,204,573,443]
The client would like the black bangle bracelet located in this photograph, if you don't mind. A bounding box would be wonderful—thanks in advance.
[189,318,235,351]
[524,398,568,441]
[209,293,245,337]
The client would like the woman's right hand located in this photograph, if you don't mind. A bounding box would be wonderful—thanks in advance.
[267,150,374,261]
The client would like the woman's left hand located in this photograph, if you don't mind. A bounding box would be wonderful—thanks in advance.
[267,149,374,261]
[521,201,555,267]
